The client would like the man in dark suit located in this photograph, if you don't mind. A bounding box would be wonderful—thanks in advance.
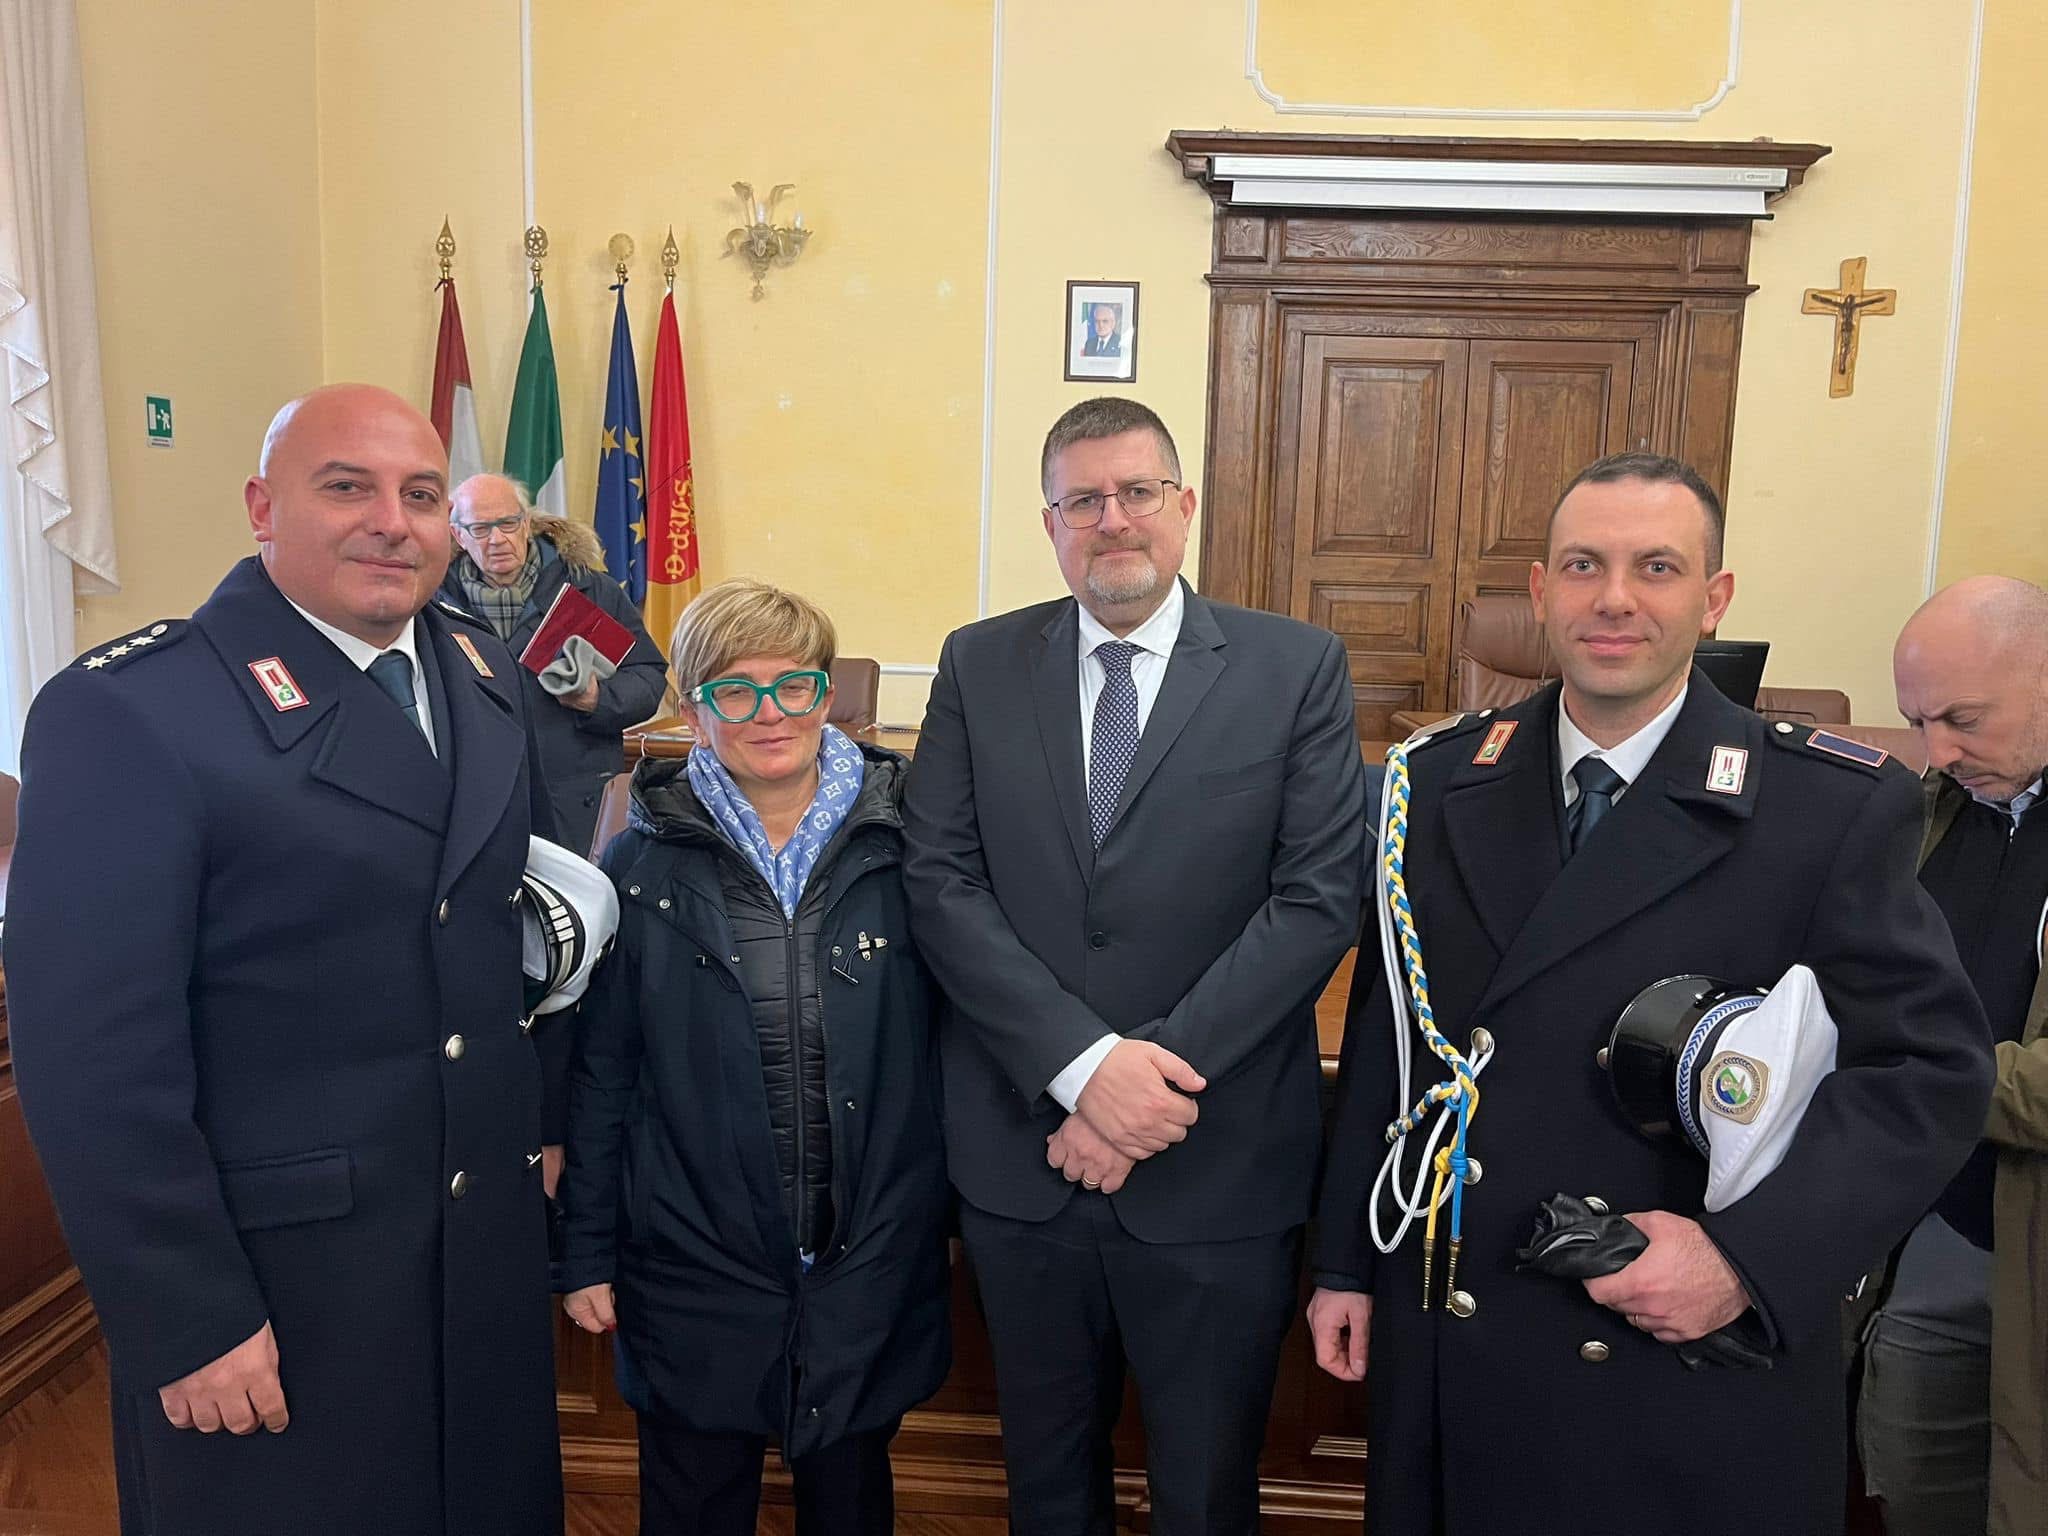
[1309,452,1993,1536]
[4,384,565,1536]
[902,397,1365,1535]
[1080,302,1122,357]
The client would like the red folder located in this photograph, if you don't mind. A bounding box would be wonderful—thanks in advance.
[517,584,637,675]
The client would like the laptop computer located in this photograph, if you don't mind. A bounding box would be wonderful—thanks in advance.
[1693,639,1770,710]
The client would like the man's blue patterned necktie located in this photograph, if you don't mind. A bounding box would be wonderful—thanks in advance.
[1089,640,1142,847]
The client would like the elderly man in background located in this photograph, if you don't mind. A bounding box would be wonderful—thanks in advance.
[1867,575,2048,1536]
[443,473,668,857]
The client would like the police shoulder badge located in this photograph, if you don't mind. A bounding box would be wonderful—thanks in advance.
[1703,1050,1770,1125]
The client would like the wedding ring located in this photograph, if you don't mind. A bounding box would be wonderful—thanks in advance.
[1082,1178,1102,1191]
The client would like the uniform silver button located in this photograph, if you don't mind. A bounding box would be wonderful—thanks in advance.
[1470,1027,1494,1055]
[443,1034,466,1061]
[1448,1290,1477,1318]
[437,899,451,925]
[845,1099,857,1110]
[449,1171,469,1199]
[658,898,671,910]
[1460,1158,1483,1186]
[628,885,642,896]
[1580,1340,1611,1363]
[1774,721,1795,735]
[1595,1046,1611,1069]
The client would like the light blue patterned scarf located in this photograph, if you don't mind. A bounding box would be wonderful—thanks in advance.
[687,724,865,917]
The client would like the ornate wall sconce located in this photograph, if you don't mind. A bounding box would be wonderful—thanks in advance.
[724,182,810,300]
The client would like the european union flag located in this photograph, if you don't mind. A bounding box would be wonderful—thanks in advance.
[594,279,647,601]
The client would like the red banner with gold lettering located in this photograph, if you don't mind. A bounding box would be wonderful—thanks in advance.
[642,289,698,655]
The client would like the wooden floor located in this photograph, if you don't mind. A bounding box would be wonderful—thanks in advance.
[0,1345,1005,1536]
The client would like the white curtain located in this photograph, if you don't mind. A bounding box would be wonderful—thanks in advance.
[0,0,117,776]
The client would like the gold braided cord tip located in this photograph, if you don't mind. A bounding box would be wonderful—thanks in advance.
[1379,740,1482,1306]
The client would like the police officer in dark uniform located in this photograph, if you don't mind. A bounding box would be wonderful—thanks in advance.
[1309,452,1992,1536]
[4,384,565,1536]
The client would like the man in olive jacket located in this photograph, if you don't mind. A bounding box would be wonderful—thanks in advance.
[1873,575,2048,1536]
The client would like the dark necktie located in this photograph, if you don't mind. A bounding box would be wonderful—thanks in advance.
[1568,757,1625,854]
[367,650,427,743]
[1089,640,1142,847]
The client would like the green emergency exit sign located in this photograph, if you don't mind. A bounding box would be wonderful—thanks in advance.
[145,395,173,446]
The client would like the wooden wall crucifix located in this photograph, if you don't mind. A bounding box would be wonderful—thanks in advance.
[1802,257,1896,397]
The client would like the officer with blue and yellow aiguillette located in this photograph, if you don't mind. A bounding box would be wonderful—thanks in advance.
[1308,453,1993,1536]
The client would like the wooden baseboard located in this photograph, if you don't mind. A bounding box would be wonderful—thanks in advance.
[0,1269,99,1417]
[563,1411,1365,1530]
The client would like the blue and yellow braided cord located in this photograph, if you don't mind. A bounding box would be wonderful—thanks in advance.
[1381,740,1480,1305]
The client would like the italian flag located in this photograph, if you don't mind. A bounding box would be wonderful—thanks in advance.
[504,283,566,516]
[429,278,485,488]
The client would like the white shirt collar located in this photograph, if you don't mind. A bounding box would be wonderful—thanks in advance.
[1557,683,1689,793]
[1076,577,1185,663]
[284,597,425,676]
[1973,775,2044,823]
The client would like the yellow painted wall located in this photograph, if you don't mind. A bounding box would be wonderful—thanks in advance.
[1254,0,1732,115]
[314,1,527,461]
[73,0,326,647]
[69,0,2043,725]
[1936,0,2048,593]
[528,0,992,721]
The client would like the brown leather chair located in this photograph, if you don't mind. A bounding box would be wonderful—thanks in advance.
[589,770,635,859]
[1388,594,1853,734]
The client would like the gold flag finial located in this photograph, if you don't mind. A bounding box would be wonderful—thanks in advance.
[435,218,456,284]
[661,226,679,292]
[608,232,634,282]
[524,225,549,287]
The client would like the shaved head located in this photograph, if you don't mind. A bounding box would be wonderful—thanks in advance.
[244,384,451,647]
[1895,576,2048,803]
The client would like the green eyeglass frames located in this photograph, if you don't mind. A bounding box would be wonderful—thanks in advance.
[691,669,830,724]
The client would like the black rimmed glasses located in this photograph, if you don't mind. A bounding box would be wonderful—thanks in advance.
[453,511,528,540]
[1048,478,1179,530]
[691,669,830,724]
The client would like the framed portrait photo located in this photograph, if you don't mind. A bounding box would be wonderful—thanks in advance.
[1064,280,1138,383]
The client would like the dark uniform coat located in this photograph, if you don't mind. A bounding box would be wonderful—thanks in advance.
[4,557,564,1536]
[558,747,951,1458]
[1315,678,1992,1536]
[438,516,667,858]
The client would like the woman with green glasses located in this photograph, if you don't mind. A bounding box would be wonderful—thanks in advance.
[557,578,949,1536]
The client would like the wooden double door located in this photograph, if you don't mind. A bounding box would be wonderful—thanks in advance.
[1279,320,1648,738]
[1189,206,1759,743]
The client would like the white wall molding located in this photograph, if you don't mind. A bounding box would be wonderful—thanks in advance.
[1924,0,1986,597]
[976,0,1004,619]
[1242,0,1742,123]
[1204,151,1787,218]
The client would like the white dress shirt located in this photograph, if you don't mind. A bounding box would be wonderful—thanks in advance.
[1971,775,2043,832]
[1048,582,1187,1110]
[1556,683,1687,810]
[285,599,438,757]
